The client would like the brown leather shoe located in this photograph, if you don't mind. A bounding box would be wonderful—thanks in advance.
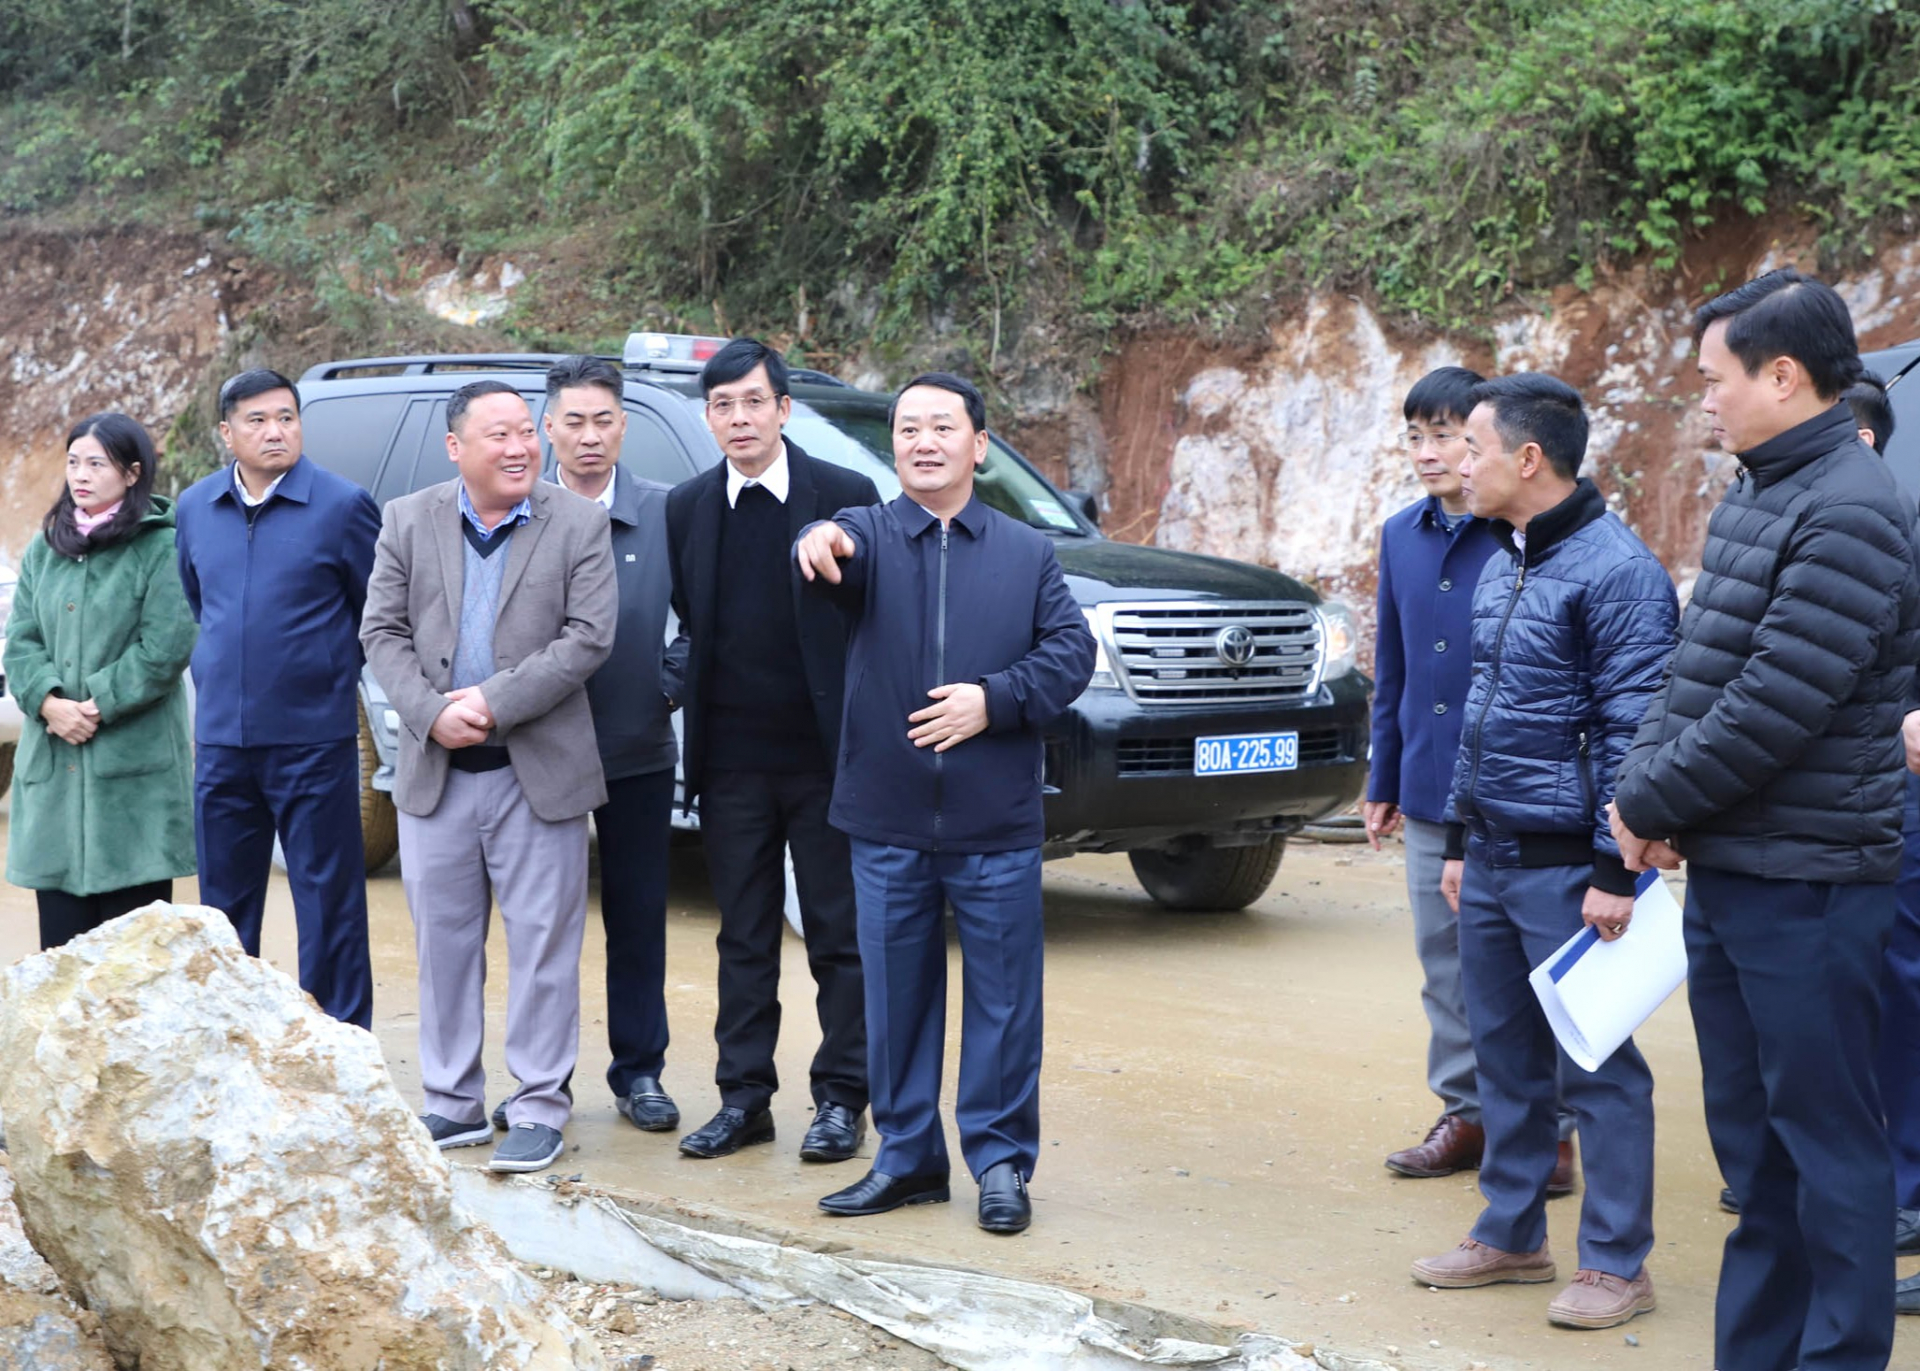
[1547,1267,1655,1328]
[1386,1114,1485,1177]
[1546,1139,1577,1197]
[1411,1237,1556,1288]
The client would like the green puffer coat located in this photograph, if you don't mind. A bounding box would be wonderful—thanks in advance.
[5,498,197,895]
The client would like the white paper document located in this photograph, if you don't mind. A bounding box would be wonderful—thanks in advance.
[1529,870,1688,1072]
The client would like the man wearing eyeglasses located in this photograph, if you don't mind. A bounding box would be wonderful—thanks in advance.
[1368,366,1575,1189]
[663,337,882,1165]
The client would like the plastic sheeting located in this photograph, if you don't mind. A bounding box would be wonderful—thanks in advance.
[453,1173,1399,1371]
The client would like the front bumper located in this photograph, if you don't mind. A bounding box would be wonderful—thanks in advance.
[1041,673,1371,854]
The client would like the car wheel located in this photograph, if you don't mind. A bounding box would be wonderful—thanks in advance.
[1128,837,1285,912]
[359,700,399,873]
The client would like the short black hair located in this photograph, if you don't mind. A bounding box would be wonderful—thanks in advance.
[700,337,788,399]
[1692,268,1863,401]
[447,379,524,435]
[546,354,624,405]
[888,372,987,434]
[1468,373,1588,481]
[219,368,300,421]
[1845,374,1895,455]
[1403,366,1485,426]
[44,412,160,559]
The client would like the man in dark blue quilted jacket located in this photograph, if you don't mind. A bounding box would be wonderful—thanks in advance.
[1613,270,1920,1371]
[1410,374,1678,1332]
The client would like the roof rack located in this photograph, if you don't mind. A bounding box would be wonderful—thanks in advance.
[301,351,853,388]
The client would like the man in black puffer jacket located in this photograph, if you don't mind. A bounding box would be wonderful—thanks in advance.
[1612,269,1920,1371]
[1411,375,1678,1333]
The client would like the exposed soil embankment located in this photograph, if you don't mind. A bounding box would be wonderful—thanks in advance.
[0,230,252,557]
[1002,229,1920,658]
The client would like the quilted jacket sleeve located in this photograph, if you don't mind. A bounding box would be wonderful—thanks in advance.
[1614,497,1908,837]
[1583,551,1679,892]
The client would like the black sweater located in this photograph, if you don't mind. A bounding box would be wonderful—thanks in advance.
[707,483,827,773]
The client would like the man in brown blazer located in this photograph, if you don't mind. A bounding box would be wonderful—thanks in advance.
[361,379,616,1174]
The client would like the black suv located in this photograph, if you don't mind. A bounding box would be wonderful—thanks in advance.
[295,337,1372,910]
[1867,338,1920,495]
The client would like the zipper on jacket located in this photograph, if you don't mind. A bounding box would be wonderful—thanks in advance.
[932,524,949,850]
[1578,729,1596,826]
[1462,560,1527,819]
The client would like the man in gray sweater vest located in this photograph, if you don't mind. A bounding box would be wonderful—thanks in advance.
[362,380,617,1174]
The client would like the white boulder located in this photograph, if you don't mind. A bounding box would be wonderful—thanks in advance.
[0,903,604,1371]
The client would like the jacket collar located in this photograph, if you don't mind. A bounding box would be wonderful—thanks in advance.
[1492,477,1606,564]
[1418,495,1479,533]
[895,491,990,539]
[214,453,315,507]
[1740,403,1860,488]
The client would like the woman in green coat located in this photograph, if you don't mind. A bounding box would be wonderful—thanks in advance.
[5,412,197,949]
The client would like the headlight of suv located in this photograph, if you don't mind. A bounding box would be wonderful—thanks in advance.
[1081,607,1119,689]
[1317,600,1359,681]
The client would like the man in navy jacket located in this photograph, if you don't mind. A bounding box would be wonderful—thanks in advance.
[1417,374,1676,1332]
[175,368,381,1027]
[1365,366,1510,1182]
[795,372,1094,1234]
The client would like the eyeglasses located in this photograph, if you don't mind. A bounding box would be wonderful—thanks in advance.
[1400,430,1461,450]
[707,394,776,419]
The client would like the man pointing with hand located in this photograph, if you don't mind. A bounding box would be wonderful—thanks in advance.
[796,372,1094,1234]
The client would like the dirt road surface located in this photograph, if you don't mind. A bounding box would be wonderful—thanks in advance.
[3,820,1915,1370]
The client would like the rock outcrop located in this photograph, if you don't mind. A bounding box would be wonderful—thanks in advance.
[0,1154,114,1371]
[0,903,604,1371]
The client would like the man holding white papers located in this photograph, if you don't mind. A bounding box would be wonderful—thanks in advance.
[1613,270,1920,1371]
[1413,374,1677,1332]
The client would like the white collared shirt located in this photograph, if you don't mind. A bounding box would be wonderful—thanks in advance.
[232,463,288,508]
[725,442,791,507]
[556,465,618,511]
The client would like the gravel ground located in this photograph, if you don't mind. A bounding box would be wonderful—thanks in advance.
[541,1271,951,1371]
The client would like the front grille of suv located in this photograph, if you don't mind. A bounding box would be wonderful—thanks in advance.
[1101,601,1321,705]
[1115,729,1349,777]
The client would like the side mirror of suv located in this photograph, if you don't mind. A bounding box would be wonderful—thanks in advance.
[1066,488,1100,529]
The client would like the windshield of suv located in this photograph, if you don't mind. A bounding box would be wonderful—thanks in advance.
[765,401,1093,535]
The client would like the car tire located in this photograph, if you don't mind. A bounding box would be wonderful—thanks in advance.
[0,741,13,797]
[359,701,399,874]
[1128,837,1284,912]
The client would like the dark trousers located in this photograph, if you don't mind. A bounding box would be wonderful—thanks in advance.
[1456,856,1655,1278]
[596,767,676,1097]
[195,740,373,1029]
[1687,864,1895,1371]
[37,880,174,951]
[700,768,865,1114]
[1882,820,1920,1211]
[851,839,1044,1182]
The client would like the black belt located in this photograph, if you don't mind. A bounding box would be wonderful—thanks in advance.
[447,745,511,774]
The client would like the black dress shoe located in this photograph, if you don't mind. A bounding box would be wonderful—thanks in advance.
[678,1106,775,1158]
[616,1077,680,1132]
[799,1103,866,1163]
[977,1160,1032,1234]
[819,1168,950,1216]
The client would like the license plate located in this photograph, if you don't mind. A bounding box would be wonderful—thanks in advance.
[1194,731,1299,776]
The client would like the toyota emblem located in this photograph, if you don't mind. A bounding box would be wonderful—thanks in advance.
[1214,624,1257,667]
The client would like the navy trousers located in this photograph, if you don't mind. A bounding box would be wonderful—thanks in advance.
[850,839,1043,1182]
[1880,783,1920,1212]
[595,767,676,1097]
[195,740,373,1029]
[1456,855,1656,1278]
[1686,864,1895,1371]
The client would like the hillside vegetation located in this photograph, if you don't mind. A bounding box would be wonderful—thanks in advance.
[4,0,1919,362]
